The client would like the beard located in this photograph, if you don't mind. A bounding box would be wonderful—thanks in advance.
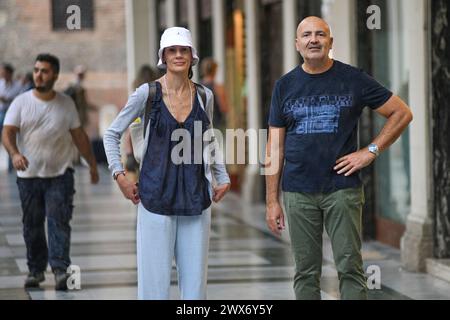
[35,86,52,93]
[34,79,56,93]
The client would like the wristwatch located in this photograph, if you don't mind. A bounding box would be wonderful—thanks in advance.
[113,171,126,180]
[368,143,379,157]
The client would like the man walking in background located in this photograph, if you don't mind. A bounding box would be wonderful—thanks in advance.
[0,63,23,171]
[0,63,23,134]
[64,65,90,129]
[1,54,99,290]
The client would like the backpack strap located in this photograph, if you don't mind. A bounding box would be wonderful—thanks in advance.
[195,83,207,109]
[143,82,157,138]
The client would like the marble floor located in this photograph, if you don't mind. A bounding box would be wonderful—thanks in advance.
[1,165,450,300]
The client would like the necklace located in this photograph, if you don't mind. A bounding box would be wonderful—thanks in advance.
[164,75,193,123]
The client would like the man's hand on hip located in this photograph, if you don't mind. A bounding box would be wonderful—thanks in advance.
[334,149,376,176]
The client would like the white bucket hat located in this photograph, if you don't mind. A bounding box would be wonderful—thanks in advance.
[157,27,199,70]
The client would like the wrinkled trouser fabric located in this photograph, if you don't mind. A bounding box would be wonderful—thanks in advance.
[17,169,75,274]
[284,187,367,300]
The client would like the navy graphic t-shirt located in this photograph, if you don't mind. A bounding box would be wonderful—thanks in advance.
[268,60,393,193]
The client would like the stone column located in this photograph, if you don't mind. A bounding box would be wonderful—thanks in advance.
[148,0,158,68]
[400,0,433,272]
[125,0,136,92]
[166,0,176,27]
[242,0,262,203]
[321,0,357,64]
[282,0,298,74]
[212,0,226,84]
[187,0,199,82]
[125,0,150,92]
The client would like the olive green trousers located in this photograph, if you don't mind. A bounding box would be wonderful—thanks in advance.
[283,187,367,300]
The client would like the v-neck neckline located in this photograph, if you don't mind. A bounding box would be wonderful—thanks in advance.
[158,82,197,126]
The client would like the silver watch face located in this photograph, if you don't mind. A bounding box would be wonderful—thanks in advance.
[369,144,379,155]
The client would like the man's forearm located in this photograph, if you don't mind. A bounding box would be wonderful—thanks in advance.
[371,96,413,153]
[373,109,412,152]
[265,127,285,206]
[1,127,20,157]
[78,141,97,168]
[265,146,284,206]
[72,129,97,167]
[266,171,282,207]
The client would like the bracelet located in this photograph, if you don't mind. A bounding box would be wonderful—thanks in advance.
[113,171,126,181]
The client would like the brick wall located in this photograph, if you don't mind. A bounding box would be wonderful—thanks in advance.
[0,0,128,110]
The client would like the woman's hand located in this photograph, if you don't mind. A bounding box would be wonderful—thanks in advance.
[116,173,140,204]
[213,183,231,203]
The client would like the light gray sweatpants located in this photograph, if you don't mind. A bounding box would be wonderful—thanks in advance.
[136,203,211,300]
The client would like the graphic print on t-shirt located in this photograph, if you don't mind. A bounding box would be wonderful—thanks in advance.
[283,95,353,135]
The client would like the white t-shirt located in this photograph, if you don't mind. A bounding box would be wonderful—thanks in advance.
[4,90,81,178]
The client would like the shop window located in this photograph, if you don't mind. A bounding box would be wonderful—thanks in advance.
[357,0,411,245]
[371,0,411,225]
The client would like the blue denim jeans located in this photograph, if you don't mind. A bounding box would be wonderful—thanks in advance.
[0,110,5,135]
[17,168,75,274]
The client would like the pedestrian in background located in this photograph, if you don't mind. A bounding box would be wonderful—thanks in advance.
[2,53,99,290]
[65,65,90,129]
[0,63,23,171]
[200,57,230,133]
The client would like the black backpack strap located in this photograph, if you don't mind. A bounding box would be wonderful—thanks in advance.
[143,82,157,138]
[195,83,207,108]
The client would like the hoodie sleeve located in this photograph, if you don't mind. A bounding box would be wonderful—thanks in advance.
[103,84,149,176]
[201,86,231,186]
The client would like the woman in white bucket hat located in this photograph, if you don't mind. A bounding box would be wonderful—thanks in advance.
[104,27,231,300]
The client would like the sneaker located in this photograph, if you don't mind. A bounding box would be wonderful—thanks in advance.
[54,271,69,291]
[24,272,45,288]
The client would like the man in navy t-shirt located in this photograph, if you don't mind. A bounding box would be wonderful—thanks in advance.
[265,16,413,300]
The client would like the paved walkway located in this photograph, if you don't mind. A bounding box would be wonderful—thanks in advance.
[1,166,449,300]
